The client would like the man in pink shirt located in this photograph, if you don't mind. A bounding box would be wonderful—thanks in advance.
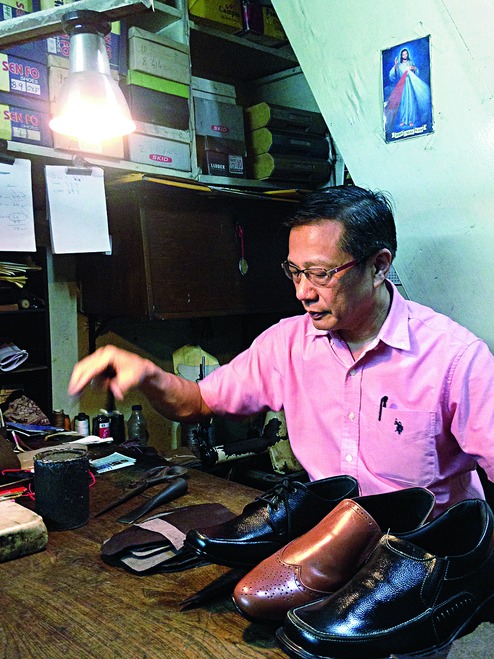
[68,185,494,514]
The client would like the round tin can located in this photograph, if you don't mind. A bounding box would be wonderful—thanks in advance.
[34,448,90,531]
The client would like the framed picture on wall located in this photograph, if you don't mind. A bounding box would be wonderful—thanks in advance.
[382,36,433,143]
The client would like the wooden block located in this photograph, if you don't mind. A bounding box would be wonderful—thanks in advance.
[0,500,48,563]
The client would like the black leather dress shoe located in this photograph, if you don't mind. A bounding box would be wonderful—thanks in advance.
[276,498,494,659]
[185,475,359,567]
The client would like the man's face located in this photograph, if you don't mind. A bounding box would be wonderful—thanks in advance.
[287,220,376,334]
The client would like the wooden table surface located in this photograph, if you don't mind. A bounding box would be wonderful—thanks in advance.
[1,456,286,659]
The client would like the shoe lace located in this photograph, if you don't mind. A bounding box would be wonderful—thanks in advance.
[255,478,301,538]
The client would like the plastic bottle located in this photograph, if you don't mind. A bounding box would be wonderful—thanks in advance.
[127,404,148,446]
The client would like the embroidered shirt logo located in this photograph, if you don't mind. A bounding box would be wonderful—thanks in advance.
[394,418,404,435]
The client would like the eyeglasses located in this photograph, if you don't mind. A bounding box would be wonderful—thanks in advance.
[281,259,358,287]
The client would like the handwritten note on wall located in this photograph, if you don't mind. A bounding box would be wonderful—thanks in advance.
[45,165,111,254]
[0,159,36,252]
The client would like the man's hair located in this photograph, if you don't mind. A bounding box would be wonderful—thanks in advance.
[285,185,397,263]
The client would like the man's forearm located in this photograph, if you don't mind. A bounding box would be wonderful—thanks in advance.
[140,361,213,423]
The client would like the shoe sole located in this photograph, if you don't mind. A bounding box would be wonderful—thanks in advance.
[275,593,494,659]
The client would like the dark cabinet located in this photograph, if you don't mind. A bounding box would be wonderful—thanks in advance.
[77,182,301,320]
[0,248,52,417]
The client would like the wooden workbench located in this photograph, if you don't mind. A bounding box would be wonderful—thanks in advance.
[3,452,492,659]
[1,461,285,659]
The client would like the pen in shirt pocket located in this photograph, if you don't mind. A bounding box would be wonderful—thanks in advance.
[378,395,388,421]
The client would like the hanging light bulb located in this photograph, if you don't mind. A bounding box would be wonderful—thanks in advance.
[49,10,136,143]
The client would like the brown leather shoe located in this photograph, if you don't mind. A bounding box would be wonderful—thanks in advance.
[233,487,435,621]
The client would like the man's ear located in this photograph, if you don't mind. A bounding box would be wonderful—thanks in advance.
[373,249,392,286]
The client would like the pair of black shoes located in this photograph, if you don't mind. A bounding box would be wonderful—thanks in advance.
[185,476,494,658]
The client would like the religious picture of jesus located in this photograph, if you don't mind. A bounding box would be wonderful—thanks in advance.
[382,36,433,143]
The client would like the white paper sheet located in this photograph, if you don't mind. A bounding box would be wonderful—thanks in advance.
[0,159,36,252]
[45,165,111,254]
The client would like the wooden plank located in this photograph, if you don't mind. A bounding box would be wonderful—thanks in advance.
[0,464,285,658]
[0,0,152,48]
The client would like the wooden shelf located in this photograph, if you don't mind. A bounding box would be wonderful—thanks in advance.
[189,20,297,82]
[0,0,153,48]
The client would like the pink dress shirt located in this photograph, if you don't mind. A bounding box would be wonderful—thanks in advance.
[199,282,494,513]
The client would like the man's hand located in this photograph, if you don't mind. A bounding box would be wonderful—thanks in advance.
[68,345,154,401]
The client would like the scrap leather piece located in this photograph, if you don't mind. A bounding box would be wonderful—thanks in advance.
[101,503,235,574]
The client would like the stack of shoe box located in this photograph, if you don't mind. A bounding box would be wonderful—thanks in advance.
[188,0,288,48]
[188,0,244,34]
[0,0,52,148]
[124,27,192,172]
[0,0,128,156]
[244,101,332,186]
[192,76,246,178]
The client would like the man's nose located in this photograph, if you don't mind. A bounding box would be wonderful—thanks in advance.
[294,276,318,301]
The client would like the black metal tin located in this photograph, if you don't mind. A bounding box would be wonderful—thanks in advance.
[34,448,90,531]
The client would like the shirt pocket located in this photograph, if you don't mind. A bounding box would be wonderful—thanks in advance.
[364,408,437,487]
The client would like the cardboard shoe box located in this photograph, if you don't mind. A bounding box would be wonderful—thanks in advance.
[188,0,243,33]
[249,152,331,184]
[0,2,46,62]
[0,0,39,20]
[192,75,236,105]
[196,135,245,177]
[202,149,245,178]
[128,27,190,85]
[125,70,190,132]
[194,96,245,143]
[0,54,49,103]
[238,2,288,47]
[0,92,52,147]
[245,102,327,135]
[247,127,329,159]
[126,132,191,172]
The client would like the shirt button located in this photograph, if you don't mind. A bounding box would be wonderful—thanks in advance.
[349,369,356,376]
[348,412,355,420]
[346,454,353,463]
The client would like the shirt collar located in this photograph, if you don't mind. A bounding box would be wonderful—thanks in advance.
[305,280,411,350]
[373,280,411,350]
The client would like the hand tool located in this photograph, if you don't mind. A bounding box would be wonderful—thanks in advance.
[93,464,188,517]
[117,477,189,524]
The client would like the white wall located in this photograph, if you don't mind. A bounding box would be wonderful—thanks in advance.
[272,0,494,347]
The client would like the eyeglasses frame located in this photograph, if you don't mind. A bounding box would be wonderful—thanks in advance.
[281,258,359,287]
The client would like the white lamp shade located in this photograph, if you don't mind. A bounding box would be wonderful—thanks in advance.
[50,70,136,143]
